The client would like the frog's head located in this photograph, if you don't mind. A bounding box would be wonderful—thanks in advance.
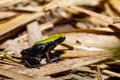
[52,34,65,45]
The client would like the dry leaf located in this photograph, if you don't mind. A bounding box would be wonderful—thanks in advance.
[63,32,120,50]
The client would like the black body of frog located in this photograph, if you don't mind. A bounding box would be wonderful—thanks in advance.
[20,37,65,68]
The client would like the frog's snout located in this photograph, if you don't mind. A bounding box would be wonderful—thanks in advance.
[20,49,29,55]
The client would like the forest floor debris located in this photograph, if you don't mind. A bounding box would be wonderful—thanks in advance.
[0,0,120,80]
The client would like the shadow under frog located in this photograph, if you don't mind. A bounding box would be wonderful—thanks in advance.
[20,34,65,68]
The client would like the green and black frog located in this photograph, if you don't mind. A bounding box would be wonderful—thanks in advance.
[20,34,65,68]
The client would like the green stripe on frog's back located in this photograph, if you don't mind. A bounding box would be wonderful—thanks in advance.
[34,34,65,45]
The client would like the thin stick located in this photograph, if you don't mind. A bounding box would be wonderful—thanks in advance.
[58,50,109,58]
[68,6,113,24]
[0,67,33,80]
[27,21,43,47]
[0,60,23,67]
[67,6,120,30]
[5,55,21,63]
[0,12,17,20]
[0,0,28,9]
[10,6,42,12]
[0,12,45,41]
[35,56,108,76]
[102,70,120,78]
[40,21,54,31]
[97,65,103,80]
[14,21,54,43]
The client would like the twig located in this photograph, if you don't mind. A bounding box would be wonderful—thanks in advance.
[76,66,96,74]
[0,51,21,58]
[102,70,120,78]
[0,12,17,20]
[97,65,103,80]
[27,21,43,47]
[32,56,108,76]
[66,6,120,31]
[44,0,100,10]
[9,21,54,48]
[39,21,54,31]
[0,67,33,80]
[104,3,115,17]
[0,60,23,67]
[69,74,86,80]
[113,17,120,24]
[14,21,54,42]
[10,6,42,12]
[5,55,21,63]
[67,6,113,24]
[0,12,45,41]
[0,0,29,9]
[106,60,120,65]
[55,50,109,58]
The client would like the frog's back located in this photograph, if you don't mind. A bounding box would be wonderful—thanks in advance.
[34,34,65,45]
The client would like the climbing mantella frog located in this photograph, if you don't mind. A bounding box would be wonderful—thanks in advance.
[20,34,65,67]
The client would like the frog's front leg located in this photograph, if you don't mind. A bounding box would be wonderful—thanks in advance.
[45,50,51,62]
[45,50,62,63]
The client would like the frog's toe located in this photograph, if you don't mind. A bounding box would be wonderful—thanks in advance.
[46,55,62,63]
[52,55,62,60]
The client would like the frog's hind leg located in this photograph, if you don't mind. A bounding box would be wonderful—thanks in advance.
[22,56,42,68]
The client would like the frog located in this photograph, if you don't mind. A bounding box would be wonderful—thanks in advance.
[20,34,65,68]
